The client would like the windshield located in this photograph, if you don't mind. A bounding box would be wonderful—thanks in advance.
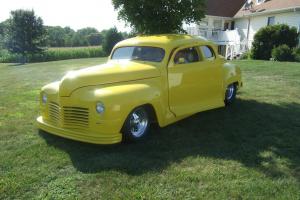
[111,46,165,62]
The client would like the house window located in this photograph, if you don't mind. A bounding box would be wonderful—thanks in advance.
[267,17,275,26]
[257,0,264,4]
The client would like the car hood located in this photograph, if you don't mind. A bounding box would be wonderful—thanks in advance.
[59,60,161,97]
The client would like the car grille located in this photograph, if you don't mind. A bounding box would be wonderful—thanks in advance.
[48,102,89,129]
[63,106,89,129]
[49,102,61,125]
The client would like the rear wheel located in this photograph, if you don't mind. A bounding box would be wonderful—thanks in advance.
[122,106,150,142]
[225,83,237,105]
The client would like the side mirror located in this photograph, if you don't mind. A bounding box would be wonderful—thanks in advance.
[178,57,185,64]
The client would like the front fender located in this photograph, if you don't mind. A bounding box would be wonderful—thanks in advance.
[71,79,165,132]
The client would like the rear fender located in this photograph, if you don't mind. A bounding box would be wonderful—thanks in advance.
[223,62,242,90]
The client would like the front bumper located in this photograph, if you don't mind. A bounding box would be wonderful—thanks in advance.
[37,116,122,144]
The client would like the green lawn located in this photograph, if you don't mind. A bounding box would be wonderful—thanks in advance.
[0,58,300,199]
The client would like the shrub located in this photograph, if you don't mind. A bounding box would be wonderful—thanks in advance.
[293,47,300,62]
[102,27,124,56]
[240,51,251,60]
[251,24,299,60]
[271,45,294,61]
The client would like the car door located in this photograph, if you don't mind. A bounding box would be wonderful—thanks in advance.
[168,45,223,117]
[197,45,224,109]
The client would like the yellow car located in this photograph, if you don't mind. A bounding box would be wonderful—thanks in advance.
[37,34,242,144]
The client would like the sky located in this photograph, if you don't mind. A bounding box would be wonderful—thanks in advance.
[0,0,130,32]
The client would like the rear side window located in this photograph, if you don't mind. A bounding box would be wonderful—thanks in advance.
[174,47,199,64]
[200,46,215,60]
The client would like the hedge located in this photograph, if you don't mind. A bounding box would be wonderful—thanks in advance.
[0,46,105,63]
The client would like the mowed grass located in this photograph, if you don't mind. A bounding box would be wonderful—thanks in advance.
[0,58,300,199]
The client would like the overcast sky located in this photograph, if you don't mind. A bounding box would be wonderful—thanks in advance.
[0,0,130,32]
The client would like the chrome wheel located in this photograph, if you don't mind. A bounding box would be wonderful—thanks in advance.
[226,84,235,100]
[129,108,149,138]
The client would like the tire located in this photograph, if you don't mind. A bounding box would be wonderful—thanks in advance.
[122,106,150,142]
[225,83,237,105]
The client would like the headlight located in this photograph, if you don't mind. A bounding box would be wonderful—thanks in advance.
[42,93,47,104]
[96,102,105,114]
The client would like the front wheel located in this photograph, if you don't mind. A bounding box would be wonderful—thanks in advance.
[225,83,237,105]
[122,106,150,142]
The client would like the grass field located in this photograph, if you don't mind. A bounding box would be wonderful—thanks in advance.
[0,58,300,199]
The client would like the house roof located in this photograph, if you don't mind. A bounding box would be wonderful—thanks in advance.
[205,0,246,17]
[234,0,300,18]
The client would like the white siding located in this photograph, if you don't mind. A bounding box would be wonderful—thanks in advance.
[235,11,300,48]
[275,11,300,28]
[235,18,248,40]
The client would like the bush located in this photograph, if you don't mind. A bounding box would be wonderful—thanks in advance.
[0,46,105,63]
[271,45,294,61]
[240,51,251,60]
[102,28,124,55]
[251,24,299,60]
[293,48,300,62]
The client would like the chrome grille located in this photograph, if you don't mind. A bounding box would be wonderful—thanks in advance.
[63,106,89,129]
[49,102,61,124]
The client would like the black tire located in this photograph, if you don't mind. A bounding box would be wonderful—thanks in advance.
[225,83,237,105]
[122,106,150,142]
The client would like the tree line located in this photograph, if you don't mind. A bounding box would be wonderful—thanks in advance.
[0,9,128,58]
[44,26,128,48]
[1,1,207,62]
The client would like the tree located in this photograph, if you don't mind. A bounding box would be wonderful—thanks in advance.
[102,27,124,55]
[63,27,75,47]
[71,34,89,47]
[251,24,299,60]
[46,26,67,47]
[77,27,99,37]
[77,28,102,46]
[112,0,206,34]
[0,21,8,49]
[87,33,103,46]
[5,9,46,55]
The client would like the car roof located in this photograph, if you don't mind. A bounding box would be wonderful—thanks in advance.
[115,34,210,50]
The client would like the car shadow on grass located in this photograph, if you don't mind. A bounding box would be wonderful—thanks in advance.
[40,99,300,179]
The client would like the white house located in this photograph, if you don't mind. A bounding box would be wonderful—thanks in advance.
[186,0,300,59]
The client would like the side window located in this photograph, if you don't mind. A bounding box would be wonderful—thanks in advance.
[174,47,199,64]
[200,46,215,60]
[267,16,275,26]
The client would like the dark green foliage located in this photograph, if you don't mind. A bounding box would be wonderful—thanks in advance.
[0,21,9,46]
[271,45,294,61]
[112,0,206,34]
[5,9,46,55]
[0,22,6,49]
[0,47,105,63]
[46,26,70,47]
[71,34,89,47]
[240,51,251,60]
[102,27,124,55]
[0,21,6,35]
[293,47,300,62]
[86,33,103,46]
[45,26,106,47]
[251,24,299,60]
[77,27,98,37]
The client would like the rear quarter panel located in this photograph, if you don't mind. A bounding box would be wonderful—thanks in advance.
[223,62,242,91]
